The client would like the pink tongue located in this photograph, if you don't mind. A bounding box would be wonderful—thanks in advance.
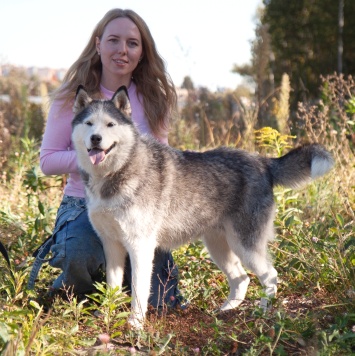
[89,149,105,165]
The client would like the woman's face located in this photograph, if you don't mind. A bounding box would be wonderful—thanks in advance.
[96,17,143,90]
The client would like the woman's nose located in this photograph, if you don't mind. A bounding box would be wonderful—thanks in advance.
[118,42,127,54]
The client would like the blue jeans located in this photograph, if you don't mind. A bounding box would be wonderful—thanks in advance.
[31,195,181,308]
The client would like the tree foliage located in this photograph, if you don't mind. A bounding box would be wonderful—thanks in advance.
[232,6,273,127]
[263,0,355,106]
[181,76,195,91]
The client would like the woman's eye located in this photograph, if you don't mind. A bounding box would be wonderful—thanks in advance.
[128,41,138,47]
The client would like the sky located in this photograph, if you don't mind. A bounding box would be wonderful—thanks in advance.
[0,0,262,91]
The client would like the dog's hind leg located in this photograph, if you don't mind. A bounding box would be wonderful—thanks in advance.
[240,248,278,311]
[231,218,278,311]
[203,230,250,311]
[243,248,277,294]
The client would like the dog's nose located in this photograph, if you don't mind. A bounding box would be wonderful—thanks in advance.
[91,134,102,145]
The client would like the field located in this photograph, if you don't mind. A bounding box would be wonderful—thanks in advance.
[0,74,354,355]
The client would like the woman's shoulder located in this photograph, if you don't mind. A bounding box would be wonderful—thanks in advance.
[47,94,74,122]
[127,82,145,114]
[127,81,140,102]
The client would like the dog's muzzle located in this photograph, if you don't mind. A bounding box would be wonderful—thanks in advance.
[87,142,116,165]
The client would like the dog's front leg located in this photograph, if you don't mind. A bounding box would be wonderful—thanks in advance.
[127,244,156,329]
[102,238,126,289]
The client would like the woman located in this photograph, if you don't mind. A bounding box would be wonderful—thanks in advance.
[29,8,181,308]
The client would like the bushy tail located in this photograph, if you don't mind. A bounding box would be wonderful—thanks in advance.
[270,144,334,188]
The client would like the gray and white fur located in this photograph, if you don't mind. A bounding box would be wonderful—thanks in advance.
[71,85,334,328]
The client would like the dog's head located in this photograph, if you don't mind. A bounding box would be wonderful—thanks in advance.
[72,86,135,167]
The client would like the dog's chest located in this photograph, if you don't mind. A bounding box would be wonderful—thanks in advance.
[87,188,162,241]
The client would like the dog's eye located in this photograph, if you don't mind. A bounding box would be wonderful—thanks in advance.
[107,122,115,127]
[85,121,93,126]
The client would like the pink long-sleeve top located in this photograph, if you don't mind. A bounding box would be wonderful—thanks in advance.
[40,82,168,198]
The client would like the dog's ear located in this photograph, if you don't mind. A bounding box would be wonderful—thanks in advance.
[73,85,93,114]
[112,86,132,118]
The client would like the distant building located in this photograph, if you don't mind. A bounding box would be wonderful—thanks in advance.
[0,64,67,84]
[176,87,188,109]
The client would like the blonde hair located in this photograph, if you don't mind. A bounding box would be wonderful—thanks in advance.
[53,8,177,134]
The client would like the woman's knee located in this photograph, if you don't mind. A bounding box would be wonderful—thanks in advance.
[65,234,105,268]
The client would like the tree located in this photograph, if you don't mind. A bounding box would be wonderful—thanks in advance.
[181,76,195,91]
[263,0,355,107]
[232,6,274,127]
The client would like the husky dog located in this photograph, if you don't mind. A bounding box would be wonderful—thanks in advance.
[72,85,334,328]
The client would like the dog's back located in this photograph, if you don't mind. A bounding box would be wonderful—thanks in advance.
[132,141,333,250]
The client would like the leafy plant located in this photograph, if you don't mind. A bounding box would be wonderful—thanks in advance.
[87,282,131,338]
[254,126,296,157]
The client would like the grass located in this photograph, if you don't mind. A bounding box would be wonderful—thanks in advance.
[0,75,355,355]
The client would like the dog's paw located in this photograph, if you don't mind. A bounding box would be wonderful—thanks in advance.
[219,298,244,311]
[127,315,144,330]
[260,297,272,312]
